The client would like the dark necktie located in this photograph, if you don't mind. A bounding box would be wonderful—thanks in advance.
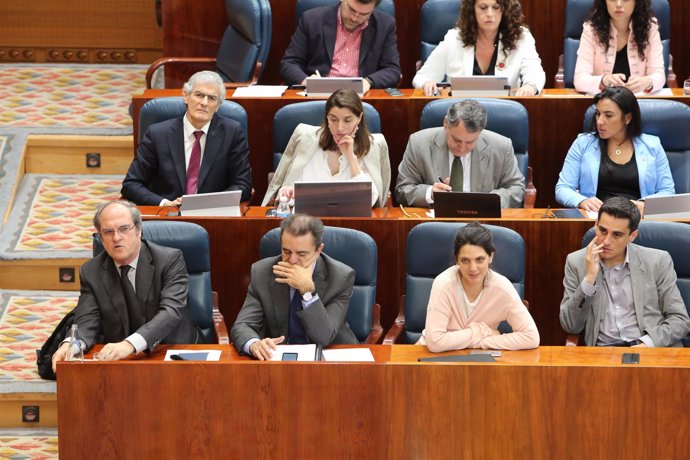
[186,130,204,195]
[120,265,144,332]
[450,156,464,192]
[287,290,308,344]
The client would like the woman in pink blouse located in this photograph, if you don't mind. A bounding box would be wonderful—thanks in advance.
[418,222,539,352]
[574,0,665,94]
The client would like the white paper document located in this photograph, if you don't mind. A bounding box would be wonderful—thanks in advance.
[270,344,318,361]
[232,85,288,98]
[164,349,222,361]
[322,348,375,362]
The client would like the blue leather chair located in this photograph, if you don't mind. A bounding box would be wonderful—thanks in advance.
[272,100,382,170]
[582,99,690,193]
[419,0,461,66]
[580,221,690,346]
[555,0,676,89]
[383,222,526,344]
[93,221,229,344]
[419,98,536,207]
[259,225,383,343]
[295,0,395,21]
[145,0,271,88]
[138,97,247,145]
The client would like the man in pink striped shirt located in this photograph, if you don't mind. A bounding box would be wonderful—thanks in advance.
[280,0,400,91]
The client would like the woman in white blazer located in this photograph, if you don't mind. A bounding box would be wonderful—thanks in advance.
[262,89,391,207]
[413,0,545,97]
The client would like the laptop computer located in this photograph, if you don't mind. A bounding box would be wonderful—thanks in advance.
[433,191,501,218]
[294,181,372,217]
[450,76,511,97]
[180,190,242,217]
[643,193,690,219]
[305,77,364,97]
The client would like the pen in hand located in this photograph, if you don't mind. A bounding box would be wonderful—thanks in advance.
[315,70,321,78]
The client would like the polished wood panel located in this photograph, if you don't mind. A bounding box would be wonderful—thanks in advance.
[140,207,593,346]
[159,0,690,89]
[132,89,690,208]
[57,345,690,459]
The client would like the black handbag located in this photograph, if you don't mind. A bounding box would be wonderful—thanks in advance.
[36,309,76,380]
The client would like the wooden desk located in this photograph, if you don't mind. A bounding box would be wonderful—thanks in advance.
[141,207,594,345]
[57,345,690,459]
[131,89,690,207]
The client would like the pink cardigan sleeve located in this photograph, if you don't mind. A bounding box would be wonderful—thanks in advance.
[643,21,666,92]
[479,285,540,350]
[574,23,604,94]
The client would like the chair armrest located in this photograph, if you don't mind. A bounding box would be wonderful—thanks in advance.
[382,295,406,344]
[554,54,565,89]
[666,54,678,88]
[524,166,537,208]
[565,334,580,347]
[363,303,384,344]
[145,57,217,88]
[212,291,230,344]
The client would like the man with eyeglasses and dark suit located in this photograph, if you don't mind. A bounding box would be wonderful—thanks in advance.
[121,70,252,206]
[280,0,401,92]
[51,200,200,372]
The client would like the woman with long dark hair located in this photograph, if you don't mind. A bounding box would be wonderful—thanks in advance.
[574,0,665,94]
[413,0,545,96]
[556,86,674,211]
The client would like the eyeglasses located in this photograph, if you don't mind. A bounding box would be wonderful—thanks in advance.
[191,91,219,103]
[342,0,374,19]
[101,224,136,240]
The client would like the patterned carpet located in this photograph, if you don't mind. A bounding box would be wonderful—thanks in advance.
[0,291,77,393]
[0,429,58,460]
[0,175,124,259]
[0,64,146,129]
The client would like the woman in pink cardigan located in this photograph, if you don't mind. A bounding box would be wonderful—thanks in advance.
[417,222,539,352]
[574,0,665,95]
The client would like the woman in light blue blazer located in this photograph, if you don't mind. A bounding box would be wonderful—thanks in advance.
[555,86,674,212]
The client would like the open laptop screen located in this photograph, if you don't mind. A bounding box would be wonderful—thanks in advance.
[433,191,501,218]
[294,181,372,217]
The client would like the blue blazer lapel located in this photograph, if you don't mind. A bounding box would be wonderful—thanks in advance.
[168,118,187,193]
[197,115,223,190]
[359,16,375,68]
[322,7,338,64]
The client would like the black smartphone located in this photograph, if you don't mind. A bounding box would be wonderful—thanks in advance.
[290,84,306,90]
[281,352,299,361]
[384,87,404,96]
[621,353,640,364]
[436,82,451,88]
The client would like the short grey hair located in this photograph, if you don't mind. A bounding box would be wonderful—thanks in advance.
[93,200,142,232]
[445,99,488,133]
[182,70,226,102]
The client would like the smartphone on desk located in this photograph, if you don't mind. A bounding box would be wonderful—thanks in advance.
[282,353,299,361]
[385,87,404,97]
[621,353,640,364]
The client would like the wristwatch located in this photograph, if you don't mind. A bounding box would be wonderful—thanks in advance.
[302,291,315,302]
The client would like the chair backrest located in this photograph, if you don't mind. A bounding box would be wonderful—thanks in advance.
[93,221,216,343]
[419,0,461,65]
[562,0,671,89]
[582,221,690,346]
[419,98,530,181]
[295,0,395,22]
[217,0,272,82]
[403,222,525,344]
[138,97,247,144]
[272,100,382,170]
[582,99,690,193]
[259,225,378,343]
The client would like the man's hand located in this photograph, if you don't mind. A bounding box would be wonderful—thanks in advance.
[51,342,72,373]
[422,81,439,97]
[278,186,295,202]
[432,177,452,193]
[161,197,182,207]
[94,340,135,361]
[631,342,649,348]
[249,336,285,361]
[362,78,371,94]
[631,199,645,215]
[584,238,603,285]
[273,261,315,294]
